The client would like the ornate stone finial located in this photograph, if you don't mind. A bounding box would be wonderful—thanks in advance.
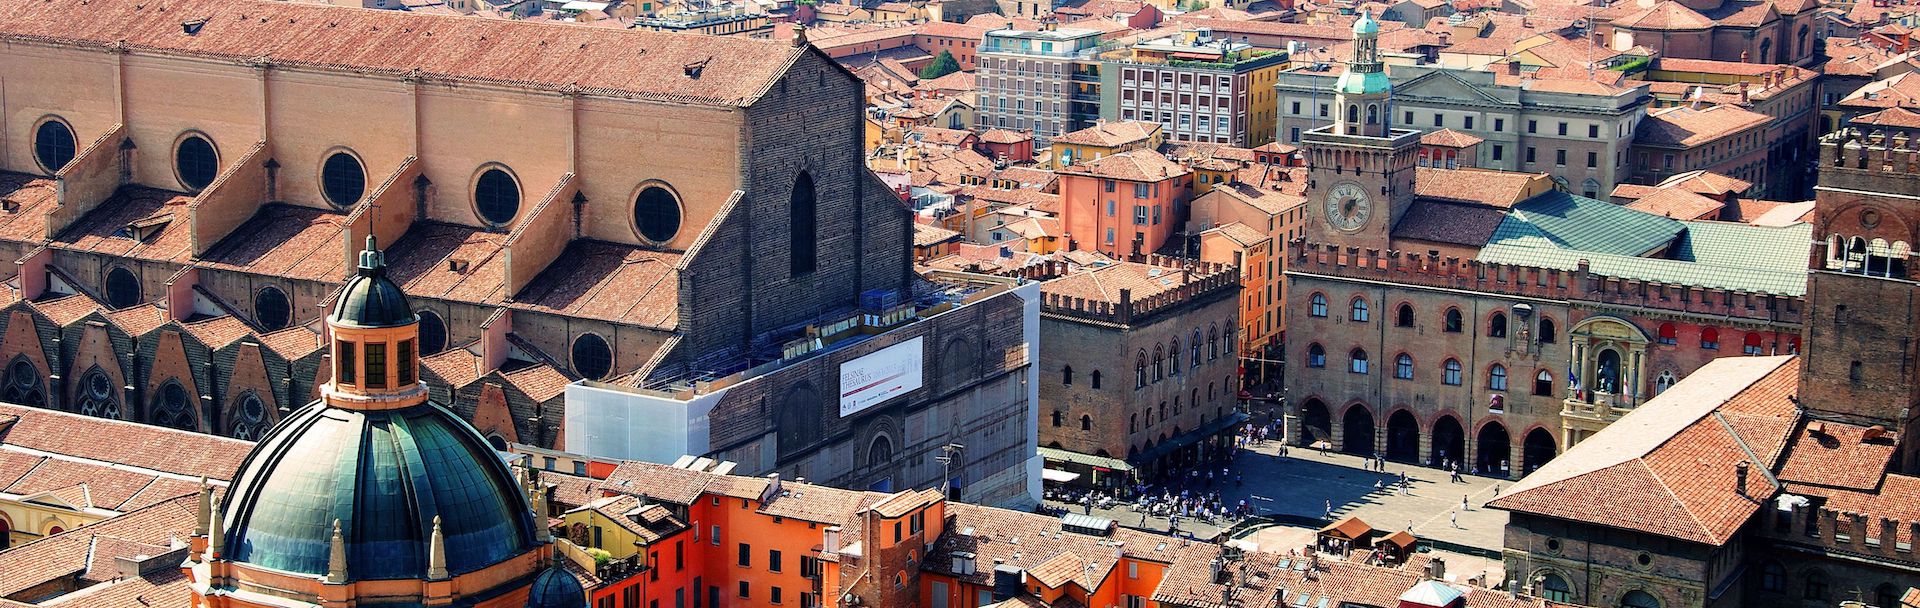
[532,487,552,543]
[194,477,212,537]
[327,520,349,584]
[207,494,225,559]
[357,235,386,276]
[427,516,450,580]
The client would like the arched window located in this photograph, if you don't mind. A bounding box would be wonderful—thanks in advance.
[1169,339,1181,375]
[1394,354,1414,379]
[1488,312,1508,338]
[416,310,448,355]
[1539,573,1573,602]
[790,172,818,276]
[867,435,894,466]
[1051,411,1063,427]
[1346,104,1359,123]
[1309,293,1328,317]
[1534,370,1553,396]
[230,392,268,440]
[150,381,196,432]
[1080,415,1092,431]
[1700,327,1720,350]
[1489,364,1508,391]
[33,118,76,174]
[1348,349,1369,374]
[1136,350,1148,388]
[1538,317,1557,344]
[75,366,118,419]
[1130,413,1138,433]
[1657,322,1677,345]
[1090,371,1102,389]
[1062,365,1074,386]
[321,151,367,207]
[570,333,613,380]
[1621,590,1661,608]
[1152,345,1165,381]
[1190,331,1202,368]
[1365,103,1379,125]
[1759,562,1785,592]
[1395,303,1414,327]
[1350,297,1370,322]
[474,167,521,226]
[1208,326,1220,360]
[1802,570,1828,601]
[1653,371,1676,395]
[632,184,683,244]
[254,286,292,331]
[1743,333,1764,355]
[1,359,44,407]
[1443,359,1463,385]
[1307,343,1326,368]
[1444,308,1463,333]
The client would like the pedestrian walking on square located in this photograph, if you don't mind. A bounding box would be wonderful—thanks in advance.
[1461,495,1470,511]
[1450,510,1459,528]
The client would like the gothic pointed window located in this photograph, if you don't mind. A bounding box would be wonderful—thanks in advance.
[76,367,118,419]
[151,381,197,432]
[230,392,268,440]
[790,172,818,276]
[1,359,43,407]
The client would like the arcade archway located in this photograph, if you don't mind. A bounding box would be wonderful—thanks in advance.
[1341,405,1375,455]
[1301,398,1331,446]
[1476,421,1510,475]
[1431,416,1465,468]
[1386,410,1419,462]
[1524,427,1558,474]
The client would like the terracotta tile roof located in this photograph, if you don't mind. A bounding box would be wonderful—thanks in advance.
[915,222,964,247]
[180,314,257,349]
[105,303,169,337]
[121,475,208,511]
[1002,216,1064,241]
[28,294,105,327]
[915,71,976,95]
[1656,170,1751,197]
[52,186,196,264]
[5,460,160,509]
[37,567,192,608]
[1318,515,1374,540]
[1749,200,1816,226]
[385,222,510,306]
[1419,128,1483,148]
[1609,183,1660,202]
[258,325,322,359]
[1059,151,1188,182]
[1395,199,1512,248]
[0,402,251,481]
[1055,0,1149,18]
[571,495,690,542]
[511,240,680,328]
[0,493,198,597]
[1026,550,1090,589]
[757,481,872,525]
[1038,260,1214,305]
[1202,222,1267,248]
[421,343,485,388]
[198,203,351,282]
[1820,37,1920,78]
[1205,181,1307,217]
[981,128,1032,144]
[0,173,58,243]
[1841,72,1920,110]
[1414,167,1547,208]
[1774,420,1898,491]
[1490,356,1800,545]
[534,470,607,512]
[1149,543,1287,608]
[1625,188,1726,220]
[1051,121,1161,147]
[1613,0,1715,29]
[1854,106,1920,129]
[914,126,978,147]
[498,358,575,402]
[0,0,802,106]
[917,20,989,39]
[1168,16,1353,44]
[926,503,1193,590]
[1634,104,1771,148]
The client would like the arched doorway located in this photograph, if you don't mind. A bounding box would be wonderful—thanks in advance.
[1386,410,1420,462]
[1431,416,1465,467]
[1524,428,1557,474]
[0,514,9,549]
[1301,398,1331,446]
[1476,421,1510,475]
[1341,406,1375,455]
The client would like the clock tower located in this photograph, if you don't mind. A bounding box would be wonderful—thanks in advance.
[1301,9,1419,251]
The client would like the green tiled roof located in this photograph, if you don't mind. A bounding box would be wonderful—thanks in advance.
[1490,191,1685,257]
[1477,221,1811,296]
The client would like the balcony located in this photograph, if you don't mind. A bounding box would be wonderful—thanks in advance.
[1071,72,1102,83]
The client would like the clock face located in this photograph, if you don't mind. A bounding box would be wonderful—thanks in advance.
[1323,181,1373,233]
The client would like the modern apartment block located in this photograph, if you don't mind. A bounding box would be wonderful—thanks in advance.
[976,25,1106,143]
[1099,28,1291,147]
[1274,66,1650,198]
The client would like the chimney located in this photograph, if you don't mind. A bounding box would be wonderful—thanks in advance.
[761,473,784,503]
[1427,556,1446,580]
[1506,60,1520,75]
[1739,80,1750,103]
[822,526,843,556]
[1209,558,1230,584]
[1735,461,1750,496]
[791,23,808,47]
[952,551,978,575]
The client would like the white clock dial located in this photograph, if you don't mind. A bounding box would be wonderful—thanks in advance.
[1324,181,1373,233]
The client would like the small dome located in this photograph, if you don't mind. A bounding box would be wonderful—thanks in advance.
[525,567,590,608]
[331,237,415,328]
[1352,10,1380,35]
[218,401,538,581]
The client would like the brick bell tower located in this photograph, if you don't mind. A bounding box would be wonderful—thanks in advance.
[1300,9,1420,252]
[1800,124,1920,474]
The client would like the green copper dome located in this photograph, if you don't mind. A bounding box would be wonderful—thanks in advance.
[525,567,590,608]
[332,236,416,329]
[1352,10,1380,35]
[218,401,539,581]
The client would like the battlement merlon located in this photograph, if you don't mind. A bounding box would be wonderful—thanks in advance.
[1819,128,1920,195]
[1286,239,1805,325]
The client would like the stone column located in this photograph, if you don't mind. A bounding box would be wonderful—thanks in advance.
[1628,348,1644,408]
